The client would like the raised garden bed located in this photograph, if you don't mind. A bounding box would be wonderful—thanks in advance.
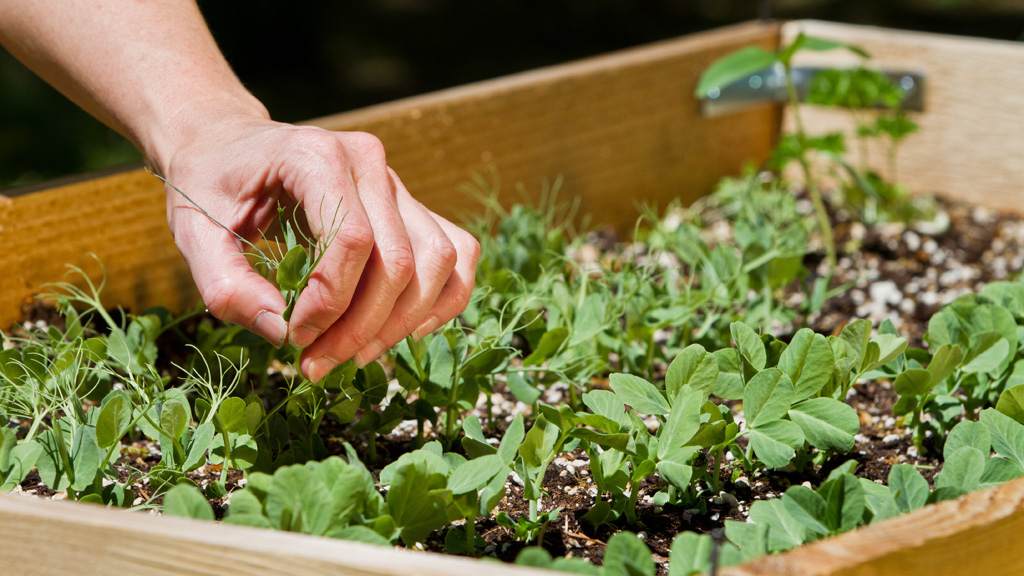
[5,19,1024,576]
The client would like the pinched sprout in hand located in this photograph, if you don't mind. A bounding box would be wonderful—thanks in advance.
[148,169,344,327]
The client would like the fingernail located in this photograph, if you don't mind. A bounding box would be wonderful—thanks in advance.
[289,324,322,349]
[355,339,387,368]
[305,355,339,382]
[251,310,288,348]
[412,316,440,341]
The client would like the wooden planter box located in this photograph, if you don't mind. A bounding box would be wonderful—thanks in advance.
[3,19,1024,576]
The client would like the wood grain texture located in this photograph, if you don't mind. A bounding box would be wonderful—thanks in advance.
[0,494,537,576]
[722,475,1024,576]
[0,169,196,331]
[309,20,782,231]
[781,20,1024,212]
[0,20,782,330]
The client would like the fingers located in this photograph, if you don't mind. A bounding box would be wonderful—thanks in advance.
[411,212,480,341]
[283,133,382,349]
[169,202,289,347]
[297,175,479,381]
[347,178,458,367]
[247,128,479,381]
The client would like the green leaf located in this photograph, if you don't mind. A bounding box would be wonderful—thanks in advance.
[95,391,131,449]
[859,477,898,523]
[668,532,713,576]
[934,446,986,494]
[749,419,804,469]
[225,487,265,517]
[460,415,496,459]
[839,319,872,373]
[519,416,561,476]
[722,520,768,563]
[265,464,334,535]
[927,344,965,386]
[506,372,542,405]
[523,327,568,366]
[497,413,525,465]
[665,344,718,401]
[743,368,794,427]
[893,369,932,398]
[314,457,375,527]
[217,397,247,434]
[980,457,1024,490]
[65,426,101,492]
[657,387,703,460]
[582,391,630,430]
[610,373,670,415]
[276,245,309,291]
[787,398,859,452]
[981,408,1024,469]
[657,459,694,493]
[944,419,991,458]
[448,454,505,495]
[163,484,214,521]
[695,46,779,98]
[997,385,1024,425]
[732,322,766,371]
[800,35,870,58]
[183,422,215,472]
[782,485,829,536]
[604,531,655,576]
[888,463,929,514]
[864,333,908,374]
[748,499,806,552]
[0,440,41,491]
[330,525,392,547]
[962,331,1010,375]
[387,461,451,546]
[713,348,745,400]
[160,399,188,441]
[818,474,865,534]
[779,329,834,401]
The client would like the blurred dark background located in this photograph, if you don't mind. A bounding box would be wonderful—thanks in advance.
[3,0,1024,190]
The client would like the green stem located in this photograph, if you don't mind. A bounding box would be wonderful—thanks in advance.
[626,479,641,524]
[529,498,539,523]
[465,514,477,557]
[218,423,232,483]
[367,433,377,462]
[485,390,493,431]
[142,412,185,463]
[445,406,458,447]
[712,449,723,493]
[785,62,836,275]
[52,420,76,486]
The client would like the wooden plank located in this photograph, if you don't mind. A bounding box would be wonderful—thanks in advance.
[0,493,535,576]
[722,475,1024,576]
[0,169,195,330]
[309,20,782,230]
[781,20,1024,212]
[0,20,782,330]
[5,473,1024,576]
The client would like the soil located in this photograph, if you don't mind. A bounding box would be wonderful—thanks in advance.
[7,194,1022,572]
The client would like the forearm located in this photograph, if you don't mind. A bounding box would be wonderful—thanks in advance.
[0,0,268,169]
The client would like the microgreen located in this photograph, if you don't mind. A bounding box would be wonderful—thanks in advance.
[148,170,344,323]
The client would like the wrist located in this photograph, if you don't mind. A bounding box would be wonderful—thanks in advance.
[141,92,271,176]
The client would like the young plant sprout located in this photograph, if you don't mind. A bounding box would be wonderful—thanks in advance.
[148,169,345,323]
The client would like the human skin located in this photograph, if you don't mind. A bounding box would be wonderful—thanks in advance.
[0,0,479,381]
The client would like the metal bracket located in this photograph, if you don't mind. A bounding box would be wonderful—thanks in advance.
[699,64,926,117]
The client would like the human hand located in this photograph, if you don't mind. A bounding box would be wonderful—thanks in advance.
[156,110,479,382]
